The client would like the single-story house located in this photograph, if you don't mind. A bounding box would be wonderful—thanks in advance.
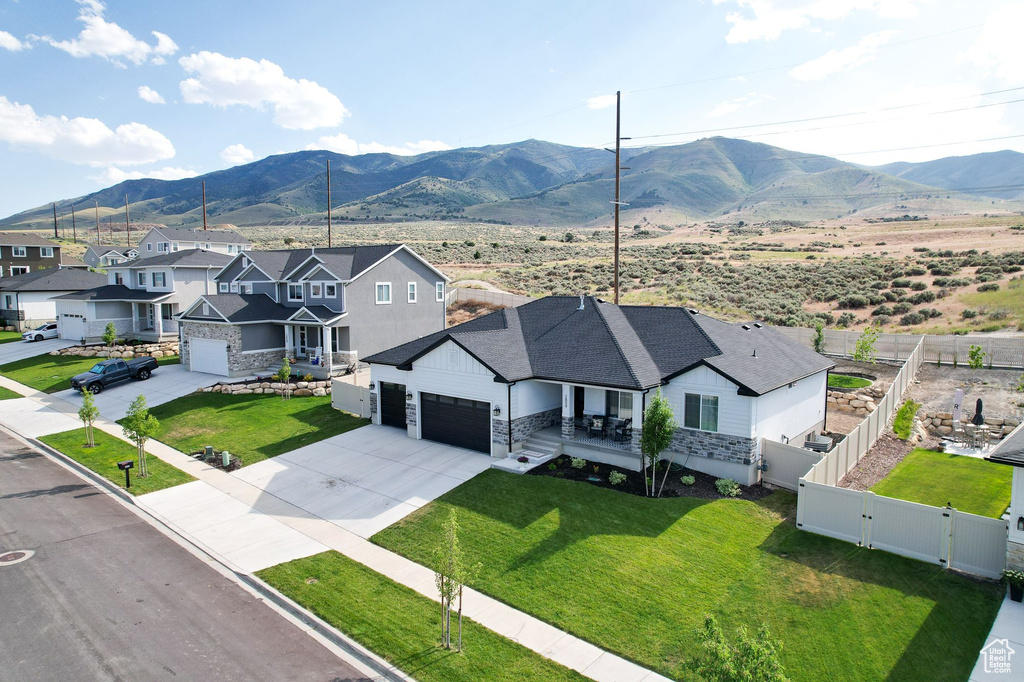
[0,267,107,331]
[365,295,834,485]
[986,423,1024,571]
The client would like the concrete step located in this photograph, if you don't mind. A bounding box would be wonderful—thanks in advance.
[522,438,561,458]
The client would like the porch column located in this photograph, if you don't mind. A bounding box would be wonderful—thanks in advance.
[154,304,163,336]
[561,384,574,438]
[631,390,644,455]
[322,326,333,375]
[131,302,140,333]
[282,325,291,359]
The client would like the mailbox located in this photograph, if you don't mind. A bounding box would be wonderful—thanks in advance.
[117,460,134,471]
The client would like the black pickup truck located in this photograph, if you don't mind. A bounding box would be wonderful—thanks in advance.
[70,357,158,394]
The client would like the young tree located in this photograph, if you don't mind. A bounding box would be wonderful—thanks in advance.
[78,388,100,447]
[434,509,479,651]
[811,320,826,354]
[968,344,986,370]
[852,325,880,364]
[102,322,118,349]
[690,616,789,682]
[121,394,159,477]
[275,357,292,400]
[640,389,678,497]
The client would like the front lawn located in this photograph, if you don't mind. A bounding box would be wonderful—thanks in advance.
[258,551,586,682]
[872,448,1012,518]
[373,470,1002,682]
[145,392,367,467]
[40,427,195,495]
[0,330,22,344]
[0,385,22,401]
[0,353,179,393]
[828,374,872,389]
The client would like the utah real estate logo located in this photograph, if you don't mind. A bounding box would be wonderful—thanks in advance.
[980,638,1015,675]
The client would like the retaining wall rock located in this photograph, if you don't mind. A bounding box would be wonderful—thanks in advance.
[196,380,333,398]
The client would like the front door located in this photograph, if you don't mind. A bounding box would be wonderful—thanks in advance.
[574,386,585,419]
[147,304,155,330]
[297,327,307,358]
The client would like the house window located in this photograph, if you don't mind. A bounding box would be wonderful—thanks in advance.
[230,282,238,293]
[435,281,444,302]
[375,282,391,304]
[288,284,303,301]
[219,282,229,293]
[227,245,235,254]
[12,246,26,257]
[147,243,153,251]
[3,294,12,308]
[324,283,337,298]
[151,272,166,287]
[158,242,169,253]
[115,273,124,285]
[310,283,322,297]
[242,284,252,294]
[171,242,178,252]
[606,391,633,421]
[10,266,28,275]
[137,272,146,286]
[684,393,719,432]
[205,243,211,249]
[330,327,338,352]
[194,242,200,249]
[408,282,417,303]
[40,247,54,258]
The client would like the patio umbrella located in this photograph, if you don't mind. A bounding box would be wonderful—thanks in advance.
[971,398,985,426]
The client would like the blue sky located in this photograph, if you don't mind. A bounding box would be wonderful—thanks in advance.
[0,0,1021,218]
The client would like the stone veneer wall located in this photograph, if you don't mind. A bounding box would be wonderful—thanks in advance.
[180,321,293,375]
[511,408,561,443]
[561,416,574,439]
[370,392,378,421]
[406,401,417,427]
[667,428,758,465]
[1009,541,1024,572]
[492,417,507,446]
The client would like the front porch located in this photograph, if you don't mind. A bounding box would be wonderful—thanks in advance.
[530,425,642,471]
[281,321,356,379]
[131,301,178,341]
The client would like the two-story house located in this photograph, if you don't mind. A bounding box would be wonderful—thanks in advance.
[136,226,251,259]
[82,243,139,269]
[0,268,107,331]
[53,249,231,342]
[0,233,87,277]
[176,244,448,377]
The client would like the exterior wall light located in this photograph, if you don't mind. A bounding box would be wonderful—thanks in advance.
[493,405,501,417]
[1018,516,1024,532]
[368,381,375,390]
[406,391,413,400]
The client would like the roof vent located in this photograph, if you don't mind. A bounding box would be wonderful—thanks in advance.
[752,349,757,358]
[754,322,763,328]
[578,295,585,310]
[688,308,698,315]
[741,325,750,330]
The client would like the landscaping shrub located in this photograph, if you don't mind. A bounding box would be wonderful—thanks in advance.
[715,478,741,497]
[961,308,978,319]
[893,400,921,440]
[680,475,695,486]
[892,302,912,314]
[570,457,586,469]
[609,471,627,486]
[900,312,925,326]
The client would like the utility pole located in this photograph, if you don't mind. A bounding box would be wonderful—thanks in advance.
[71,204,77,243]
[52,203,58,239]
[124,195,131,246]
[326,158,332,248]
[202,180,207,230]
[606,91,630,305]
[95,201,100,244]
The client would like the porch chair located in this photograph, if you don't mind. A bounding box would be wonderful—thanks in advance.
[614,418,632,443]
[963,423,978,449]
[587,416,605,438]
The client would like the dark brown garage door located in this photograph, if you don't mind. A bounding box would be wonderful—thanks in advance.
[420,392,490,454]
[379,382,407,428]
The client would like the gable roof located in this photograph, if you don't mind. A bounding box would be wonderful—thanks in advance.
[149,226,251,244]
[987,423,1024,468]
[180,293,293,323]
[109,248,232,269]
[54,284,172,302]
[214,244,443,284]
[0,232,59,247]
[0,267,106,292]
[83,243,134,258]
[365,296,834,394]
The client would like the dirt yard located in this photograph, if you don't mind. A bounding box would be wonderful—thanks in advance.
[825,359,901,435]
[905,364,1024,421]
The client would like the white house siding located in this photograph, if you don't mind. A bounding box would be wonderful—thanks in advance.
[752,371,827,446]
[56,300,133,342]
[662,365,752,438]
[18,292,60,327]
[513,380,561,419]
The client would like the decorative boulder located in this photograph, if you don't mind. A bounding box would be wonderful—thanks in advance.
[312,387,327,397]
[293,388,313,397]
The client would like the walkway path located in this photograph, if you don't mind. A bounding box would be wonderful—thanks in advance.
[0,374,670,682]
[969,594,1024,680]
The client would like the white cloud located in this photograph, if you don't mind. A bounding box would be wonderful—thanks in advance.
[789,30,897,81]
[306,134,451,156]
[179,51,348,130]
[707,92,773,118]
[0,95,175,166]
[714,0,921,43]
[964,5,1024,82]
[587,94,617,110]
[45,0,178,66]
[220,143,254,165]
[0,30,27,51]
[137,85,165,104]
[92,166,198,184]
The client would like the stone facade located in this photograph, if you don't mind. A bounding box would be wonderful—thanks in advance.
[370,392,378,420]
[197,380,331,397]
[561,416,574,439]
[492,417,507,445]
[510,408,561,443]
[1008,540,1024,572]
[180,321,293,376]
[406,401,417,427]
[667,427,758,465]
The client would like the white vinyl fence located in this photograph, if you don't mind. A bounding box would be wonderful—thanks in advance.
[761,439,822,491]
[447,287,536,308]
[774,326,1024,368]
[797,480,1008,578]
[331,380,371,419]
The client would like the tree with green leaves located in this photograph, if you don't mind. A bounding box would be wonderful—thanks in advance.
[102,322,118,349]
[968,344,986,370]
[811,320,826,354]
[690,615,789,682]
[852,325,880,364]
[434,508,479,651]
[276,357,292,400]
[121,394,159,477]
[641,389,678,497]
[78,388,100,447]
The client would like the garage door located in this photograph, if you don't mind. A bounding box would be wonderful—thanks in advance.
[379,382,407,428]
[60,314,86,341]
[189,337,229,376]
[420,392,490,454]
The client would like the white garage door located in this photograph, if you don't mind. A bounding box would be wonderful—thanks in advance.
[60,314,86,341]
[189,337,229,376]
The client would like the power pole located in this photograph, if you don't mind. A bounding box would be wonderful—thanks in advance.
[607,91,630,305]
[202,180,207,230]
[326,158,332,248]
[95,201,100,244]
[71,204,77,243]
[52,203,58,239]
[124,195,131,246]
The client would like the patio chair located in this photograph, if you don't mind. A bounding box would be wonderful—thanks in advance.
[587,416,605,438]
[614,418,632,443]
[988,427,1002,449]
[952,420,965,446]
[963,423,977,448]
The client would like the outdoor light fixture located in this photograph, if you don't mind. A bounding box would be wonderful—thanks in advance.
[493,405,501,417]
[368,381,375,390]
[1018,516,1024,532]
[406,391,413,400]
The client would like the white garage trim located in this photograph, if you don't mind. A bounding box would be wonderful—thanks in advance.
[189,337,229,376]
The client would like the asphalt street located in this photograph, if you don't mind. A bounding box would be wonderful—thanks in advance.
[0,429,370,682]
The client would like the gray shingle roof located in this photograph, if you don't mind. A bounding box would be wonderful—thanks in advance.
[152,227,251,244]
[365,296,834,394]
[987,424,1024,468]
[0,267,106,292]
[112,248,232,269]
[0,232,59,247]
[54,285,172,302]
[219,244,404,282]
[184,294,293,323]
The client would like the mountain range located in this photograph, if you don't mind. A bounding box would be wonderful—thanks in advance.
[3,138,1023,230]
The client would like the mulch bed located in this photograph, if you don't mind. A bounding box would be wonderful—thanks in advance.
[526,455,773,501]
[188,448,243,472]
[838,433,914,490]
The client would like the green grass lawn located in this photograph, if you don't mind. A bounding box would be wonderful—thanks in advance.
[144,392,367,467]
[40,427,195,495]
[0,330,22,344]
[872,448,1012,518]
[828,374,872,389]
[0,385,22,400]
[0,353,179,393]
[258,551,586,682]
[372,470,1002,682]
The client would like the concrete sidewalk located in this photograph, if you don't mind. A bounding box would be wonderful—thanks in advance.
[0,375,671,682]
[970,594,1024,681]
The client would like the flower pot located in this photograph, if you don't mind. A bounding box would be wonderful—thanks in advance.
[1010,583,1023,603]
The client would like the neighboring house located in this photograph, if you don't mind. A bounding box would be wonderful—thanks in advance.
[365,296,834,484]
[53,249,231,342]
[136,226,251,259]
[0,232,86,277]
[82,243,137,269]
[986,423,1024,572]
[0,268,106,331]
[176,244,448,378]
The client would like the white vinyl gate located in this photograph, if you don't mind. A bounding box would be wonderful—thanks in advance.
[331,380,371,418]
[189,337,229,376]
[797,479,1008,578]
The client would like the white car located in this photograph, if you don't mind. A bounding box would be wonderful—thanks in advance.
[23,323,59,342]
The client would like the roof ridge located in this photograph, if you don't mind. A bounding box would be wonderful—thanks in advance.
[592,300,661,388]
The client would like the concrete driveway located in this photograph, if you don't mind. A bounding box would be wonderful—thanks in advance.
[57,364,226,421]
[233,424,492,538]
[0,338,75,364]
